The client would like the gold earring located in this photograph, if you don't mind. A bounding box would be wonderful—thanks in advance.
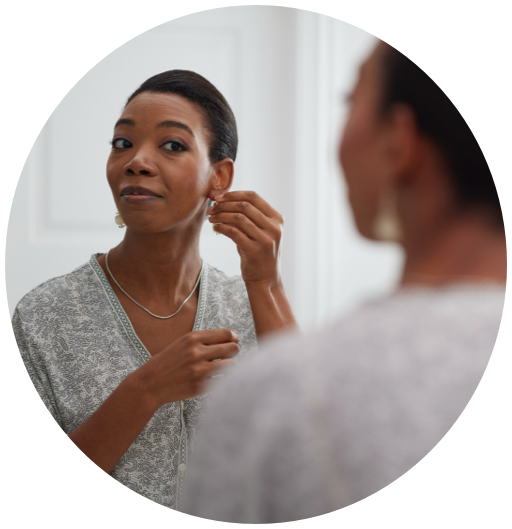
[372,191,402,242]
[114,211,125,228]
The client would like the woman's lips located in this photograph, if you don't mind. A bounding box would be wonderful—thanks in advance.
[120,185,162,204]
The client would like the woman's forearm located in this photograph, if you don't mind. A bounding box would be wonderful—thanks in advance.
[68,369,159,474]
[206,191,298,338]
[245,280,298,338]
[68,328,241,474]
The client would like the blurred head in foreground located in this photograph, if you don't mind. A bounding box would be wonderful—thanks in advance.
[182,40,506,524]
[339,41,505,285]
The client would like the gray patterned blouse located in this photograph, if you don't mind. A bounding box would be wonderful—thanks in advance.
[12,254,257,510]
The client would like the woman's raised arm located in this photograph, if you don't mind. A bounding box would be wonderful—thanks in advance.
[207,191,298,338]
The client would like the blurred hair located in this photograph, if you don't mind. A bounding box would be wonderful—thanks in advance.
[380,45,503,227]
[126,70,238,163]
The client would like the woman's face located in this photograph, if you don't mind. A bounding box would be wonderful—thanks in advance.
[107,92,224,233]
[338,42,392,239]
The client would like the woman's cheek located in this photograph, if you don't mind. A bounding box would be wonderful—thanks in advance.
[106,158,119,191]
[339,111,380,237]
[339,113,367,199]
[340,109,363,170]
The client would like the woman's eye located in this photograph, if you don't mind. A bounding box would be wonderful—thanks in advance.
[163,141,184,152]
[111,138,132,149]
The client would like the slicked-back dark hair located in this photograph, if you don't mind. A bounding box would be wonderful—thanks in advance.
[380,45,503,227]
[126,70,238,163]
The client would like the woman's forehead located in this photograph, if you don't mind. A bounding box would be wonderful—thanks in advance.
[360,42,386,81]
[121,92,204,125]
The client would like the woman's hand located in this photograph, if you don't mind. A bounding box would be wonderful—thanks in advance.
[207,191,284,286]
[139,328,240,408]
[207,191,297,338]
[69,328,239,474]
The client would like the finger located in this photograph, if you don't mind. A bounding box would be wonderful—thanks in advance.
[215,190,282,221]
[205,358,238,377]
[202,341,240,361]
[187,328,239,346]
[202,363,238,392]
[208,200,277,232]
[209,211,263,241]
[212,222,263,249]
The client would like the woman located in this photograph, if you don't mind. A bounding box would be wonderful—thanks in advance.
[182,41,506,522]
[13,70,296,510]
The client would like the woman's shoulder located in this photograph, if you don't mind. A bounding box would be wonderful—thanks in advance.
[14,258,97,315]
[202,263,255,344]
[204,263,248,297]
[205,263,243,284]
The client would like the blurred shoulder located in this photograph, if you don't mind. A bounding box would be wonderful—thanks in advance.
[351,283,506,346]
[189,283,506,524]
[208,283,506,401]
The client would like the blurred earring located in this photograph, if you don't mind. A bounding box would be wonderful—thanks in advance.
[115,211,125,228]
[373,191,402,242]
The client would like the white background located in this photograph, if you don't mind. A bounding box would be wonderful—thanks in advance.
[5,7,402,330]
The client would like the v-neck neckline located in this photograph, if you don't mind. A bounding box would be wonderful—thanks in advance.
[89,253,208,364]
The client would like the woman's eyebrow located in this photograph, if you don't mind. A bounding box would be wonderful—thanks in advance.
[112,119,194,138]
[157,120,195,137]
[114,118,135,129]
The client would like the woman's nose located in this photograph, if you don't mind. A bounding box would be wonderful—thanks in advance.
[124,148,157,176]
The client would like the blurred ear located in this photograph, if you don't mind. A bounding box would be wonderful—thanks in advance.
[382,103,421,185]
[208,158,234,200]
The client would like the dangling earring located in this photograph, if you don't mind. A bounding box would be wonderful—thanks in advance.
[207,193,221,235]
[205,198,214,220]
[114,211,125,228]
[372,190,402,242]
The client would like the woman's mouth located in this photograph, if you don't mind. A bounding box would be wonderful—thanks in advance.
[120,186,162,204]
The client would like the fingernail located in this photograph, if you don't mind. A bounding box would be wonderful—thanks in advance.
[216,194,225,201]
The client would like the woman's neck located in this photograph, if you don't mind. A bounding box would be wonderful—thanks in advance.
[400,210,506,287]
[105,227,203,304]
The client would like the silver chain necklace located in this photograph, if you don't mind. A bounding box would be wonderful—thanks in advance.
[105,250,203,320]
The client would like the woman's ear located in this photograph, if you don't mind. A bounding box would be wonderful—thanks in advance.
[208,158,234,200]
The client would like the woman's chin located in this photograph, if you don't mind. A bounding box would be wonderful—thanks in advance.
[121,210,209,234]
[122,219,194,235]
[120,219,166,233]
[348,211,373,241]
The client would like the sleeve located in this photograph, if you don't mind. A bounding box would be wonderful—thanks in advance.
[12,306,63,427]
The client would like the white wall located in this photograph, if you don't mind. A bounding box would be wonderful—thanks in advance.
[6,6,403,328]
